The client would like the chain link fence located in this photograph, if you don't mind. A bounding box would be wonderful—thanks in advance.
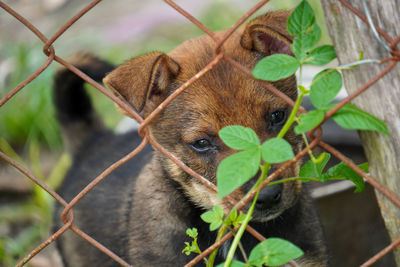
[0,0,399,266]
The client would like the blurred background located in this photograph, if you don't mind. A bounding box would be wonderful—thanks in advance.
[0,0,395,266]
[0,0,329,153]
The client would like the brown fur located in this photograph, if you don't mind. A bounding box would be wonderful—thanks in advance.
[54,11,328,267]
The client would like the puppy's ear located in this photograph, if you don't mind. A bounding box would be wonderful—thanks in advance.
[103,52,180,116]
[241,11,292,55]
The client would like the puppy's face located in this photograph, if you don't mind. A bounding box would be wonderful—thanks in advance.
[104,11,302,221]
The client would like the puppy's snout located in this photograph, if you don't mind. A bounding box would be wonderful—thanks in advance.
[256,183,282,209]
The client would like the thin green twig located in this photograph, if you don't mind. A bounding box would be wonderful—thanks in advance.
[223,164,269,266]
[207,224,228,267]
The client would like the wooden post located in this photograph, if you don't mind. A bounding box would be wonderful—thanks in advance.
[321,0,400,264]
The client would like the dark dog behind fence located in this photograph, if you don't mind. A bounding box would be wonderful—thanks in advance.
[0,0,400,266]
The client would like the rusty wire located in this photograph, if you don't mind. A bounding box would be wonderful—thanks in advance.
[0,0,400,266]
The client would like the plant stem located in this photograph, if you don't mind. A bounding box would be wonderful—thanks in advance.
[301,132,317,163]
[277,90,305,139]
[209,164,269,266]
[336,59,379,70]
[223,164,269,267]
[237,241,248,263]
[207,224,228,267]
[223,188,260,267]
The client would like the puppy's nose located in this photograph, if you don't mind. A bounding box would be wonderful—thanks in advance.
[256,183,282,209]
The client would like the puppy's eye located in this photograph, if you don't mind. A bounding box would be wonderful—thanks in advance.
[191,139,214,153]
[270,109,286,126]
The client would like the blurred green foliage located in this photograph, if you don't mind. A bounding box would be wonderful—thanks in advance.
[0,43,61,150]
[0,138,71,266]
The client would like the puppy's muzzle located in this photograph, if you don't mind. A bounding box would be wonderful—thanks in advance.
[255,183,282,210]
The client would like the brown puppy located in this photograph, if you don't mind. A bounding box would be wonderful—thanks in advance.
[54,11,328,266]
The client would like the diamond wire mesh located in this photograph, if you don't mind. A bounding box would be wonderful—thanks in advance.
[0,0,399,266]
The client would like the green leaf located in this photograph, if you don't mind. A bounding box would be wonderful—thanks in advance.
[224,209,247,228]
[248,238,304,267]
[331,104,389,135]
[287,0,315,36]
[182,228,201,255]
[182,241,198,255]
[200,210,219,224]
[305,45,336,65]
[233,213,247,228]
[200,206,224,231]
[253,54,299,82]
[359,162,369,173]
[321,162,366,193]
[200,206,223,223]
[209,221,222,231]
[217,148,261,199]
[213,205,224,218]
[261,138,294,163]
[228,209,237,222]
[307,23,321,48]
[299,153,331,179]
[294,109,325,134]
[186,228,198,239]
[182,243,191,255]
[291,23,321,62]
[216,260,247,267]
[219,126,260,150]
[310,69,342,109]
